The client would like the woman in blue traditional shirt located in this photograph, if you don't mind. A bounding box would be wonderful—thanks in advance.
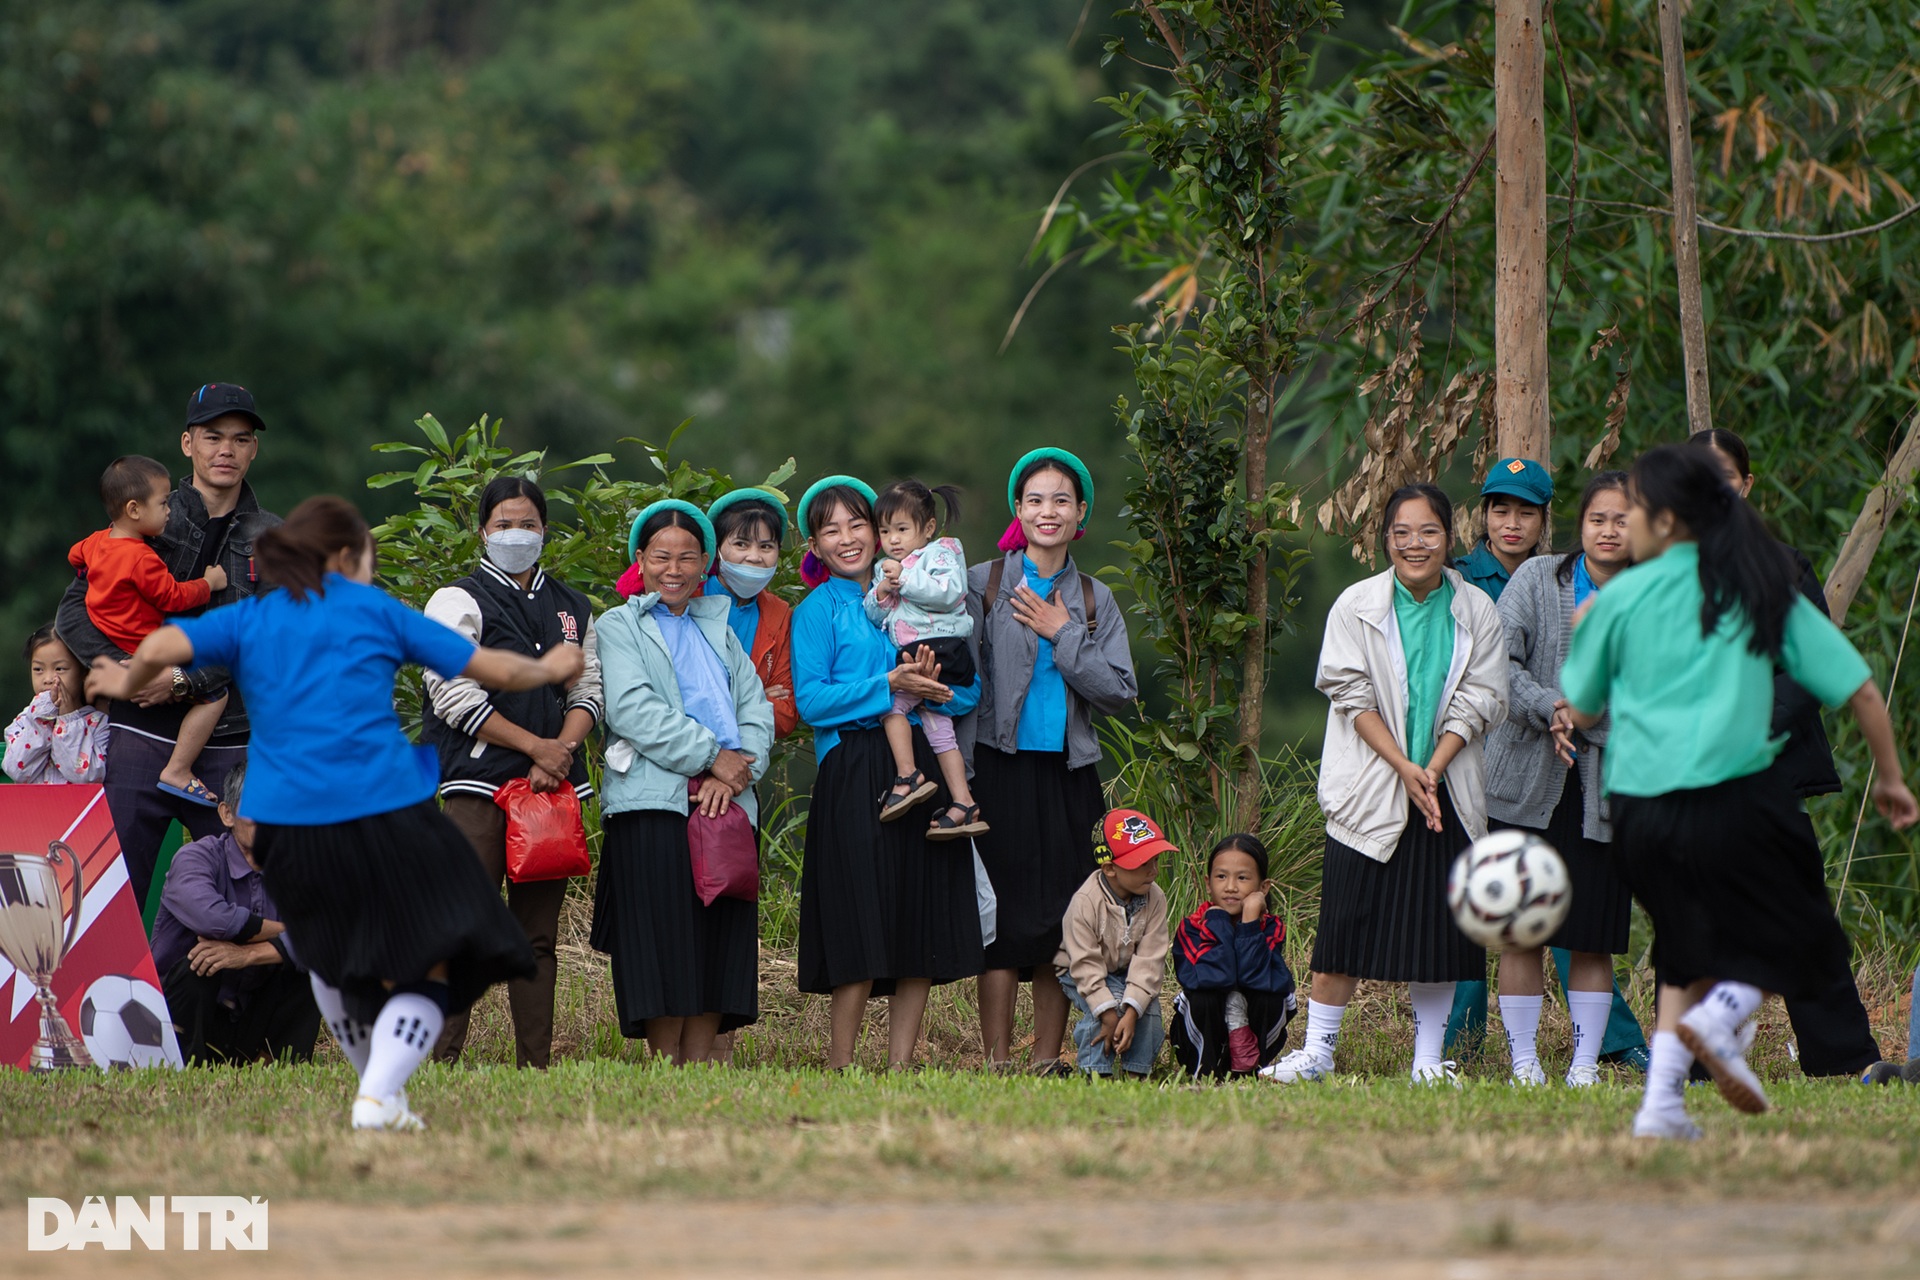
[966,448,1138,1073]
[1561,446,1917,1138]
[590,501,773,1065]
[791,475,983,1070]
[88,496,580,1132]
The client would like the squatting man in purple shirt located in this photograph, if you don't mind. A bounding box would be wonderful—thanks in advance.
[150,760,321,1064]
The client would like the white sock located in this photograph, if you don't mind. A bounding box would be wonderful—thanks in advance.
[1566,990,1613,1072]
[1499,994,1543,1072]
[1640,1029,1693,1116]
[1225,991,1250,1031]
[1696,981,1764,1033]
[310,975,371,1078]
[1408,982,1456,1070]
[358,992,446,1102]
[1303,999,1345,1065]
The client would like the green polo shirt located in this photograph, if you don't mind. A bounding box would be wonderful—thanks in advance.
[1561,541,1872,798]
[1393,575,1455,768]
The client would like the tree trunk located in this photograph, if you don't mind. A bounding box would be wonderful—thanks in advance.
[1657,0,1714,434]
[1826,409,1920,626]
[1235,382,1271,834]
[1494,0,1549,463]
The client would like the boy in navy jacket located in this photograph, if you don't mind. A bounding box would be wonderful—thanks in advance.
[1171,833,1297,1079]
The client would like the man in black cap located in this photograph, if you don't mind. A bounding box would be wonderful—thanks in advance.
[57,384,282,915]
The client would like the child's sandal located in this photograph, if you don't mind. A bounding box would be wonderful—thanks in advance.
[926,803,989,840]
[877,770,939,822]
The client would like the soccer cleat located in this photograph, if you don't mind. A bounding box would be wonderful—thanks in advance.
[1600,1044,1652,1073]
[352,1092,427,1132]
[1411,1060,1463,1088]
[1258,1048,1332,1083]
[1631,1108,1703,1141]
[1564,1063,1603,1088]
[1510,1059,1547,1087]
[1676,1008,1770,1115]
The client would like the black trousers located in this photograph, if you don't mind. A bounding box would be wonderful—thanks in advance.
[163,958,320,1066]
[104,728,246,914]
[1169,988,1294,1080]
[1779,803,1881,1077]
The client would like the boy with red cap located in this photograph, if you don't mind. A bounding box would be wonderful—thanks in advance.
[1053,808,1173,1077]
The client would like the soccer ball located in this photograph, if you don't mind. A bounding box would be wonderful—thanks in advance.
[78,975,180,1070]
[1447,831,1571,949]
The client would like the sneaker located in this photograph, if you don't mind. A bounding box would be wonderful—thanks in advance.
[1564,1063,1603,1088]
[352,1092,426,1132]
[1411,1060,1463,1088]
[1600,1044,1652,1073]
[1510,1059,1546,1087]
[1631,1108,1703,1141]
[1028,1058,1075,1079]
[1860,1060,1905,1086]
[1677,1008,1770,1115]
[1258,1048,1332,1083]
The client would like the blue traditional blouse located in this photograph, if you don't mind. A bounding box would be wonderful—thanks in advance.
[708,571,760,653]
[1014,556,1069,751]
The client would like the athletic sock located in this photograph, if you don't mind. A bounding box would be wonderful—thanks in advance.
[1638,1029,1693,1118]
[1566,990,1613,1072]
[358,988,447,1102]
[1303,999,1345,1066]
[1697,981,1764,1034]
[1498,994,1544,1073]
[1408,982,1456,1071]
[309,975,371,1078]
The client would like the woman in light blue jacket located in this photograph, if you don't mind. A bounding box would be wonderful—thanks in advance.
[590,501,774,1065]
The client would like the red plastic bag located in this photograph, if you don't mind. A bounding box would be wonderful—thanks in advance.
[494,777,592,883]
[687,776,759,905]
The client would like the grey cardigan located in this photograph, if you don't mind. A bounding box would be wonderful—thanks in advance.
[1483,554,1611,841]
[959,551,1138,771]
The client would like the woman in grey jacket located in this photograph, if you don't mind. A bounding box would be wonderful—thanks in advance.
[590,501,773,1065]
[966,448,1139,1072]
[1483,471,1640,1087]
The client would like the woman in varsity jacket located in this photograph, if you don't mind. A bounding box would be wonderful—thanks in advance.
[421,476,603,1070]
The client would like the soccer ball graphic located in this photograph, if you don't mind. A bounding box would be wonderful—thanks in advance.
[78,975,180,1070]
[1447,831,1571,949]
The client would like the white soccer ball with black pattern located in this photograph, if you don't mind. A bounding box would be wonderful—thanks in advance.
[78,974,181,1071]
[1447,831,1571,949]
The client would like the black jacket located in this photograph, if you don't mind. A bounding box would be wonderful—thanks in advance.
[56,477,280,741]
[1771,543,1843,798]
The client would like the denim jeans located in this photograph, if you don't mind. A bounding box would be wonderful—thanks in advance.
[1059,971,1164,1076]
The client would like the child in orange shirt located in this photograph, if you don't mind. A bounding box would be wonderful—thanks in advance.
[68,455,229,805]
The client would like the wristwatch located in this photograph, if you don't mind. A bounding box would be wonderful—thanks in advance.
[171,667,190,700]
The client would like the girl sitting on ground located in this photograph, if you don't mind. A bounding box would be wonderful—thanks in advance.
[1170,833,1297,1080]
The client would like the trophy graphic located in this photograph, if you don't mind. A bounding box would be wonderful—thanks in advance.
[0,840,93,1071]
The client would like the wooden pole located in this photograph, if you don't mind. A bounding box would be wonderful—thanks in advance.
[1494,0,1549,464]
[1657,0,1714,434]
[1827,409,1920,626]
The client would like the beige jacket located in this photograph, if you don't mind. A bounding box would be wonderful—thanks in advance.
[1315,566,1509,861]
[1054,870,1169,1016]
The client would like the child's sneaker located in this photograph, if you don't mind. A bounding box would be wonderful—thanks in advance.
[1258,1048,1331,1083]
[1510,1059,1546,1087]
[1631,1107,1703,1141]
[352,1092,426,1132]
[1676,1006,1769,1114]
[1411,1060,1463,1088]
[1564,1063,1603,1088]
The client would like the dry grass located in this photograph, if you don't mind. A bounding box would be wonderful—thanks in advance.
[443,892,1917,1075]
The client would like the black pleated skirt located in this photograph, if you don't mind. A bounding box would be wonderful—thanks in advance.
[254,801,536,1025]
[797,725,985,996]
[1495,766,1633,955]
[1310,787,1486,983]
[1610,770,1850,1000]
[970,746,1106,973]
[588,809,758,1036]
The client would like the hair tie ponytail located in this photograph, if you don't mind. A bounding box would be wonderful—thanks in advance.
[800,550,830,587]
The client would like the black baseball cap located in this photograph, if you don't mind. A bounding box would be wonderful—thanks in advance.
[184,383,266,431]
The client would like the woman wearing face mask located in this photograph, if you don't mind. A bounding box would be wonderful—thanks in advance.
[420,476,602,1070]
[705,488,798,741]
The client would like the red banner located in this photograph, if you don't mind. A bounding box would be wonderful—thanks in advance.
[0,785,183,1072]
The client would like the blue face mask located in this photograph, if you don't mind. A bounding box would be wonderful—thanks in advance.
[717,558,777,600]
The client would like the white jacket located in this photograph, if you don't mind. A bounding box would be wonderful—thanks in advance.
[1315,566,1509,861]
